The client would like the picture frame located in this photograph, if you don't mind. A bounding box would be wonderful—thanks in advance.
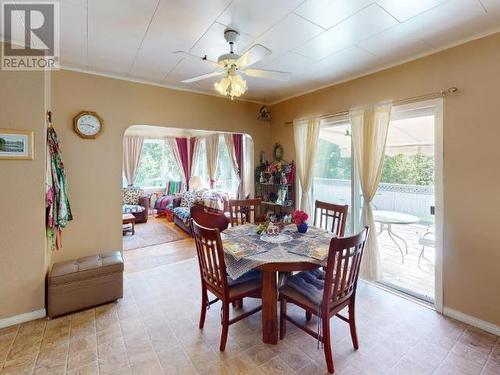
[0,129,34,160]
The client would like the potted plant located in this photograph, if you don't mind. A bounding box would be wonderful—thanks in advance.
[293,210,309,233]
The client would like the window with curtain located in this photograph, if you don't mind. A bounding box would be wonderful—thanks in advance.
[192,135,239,197]
[131,139,181,189]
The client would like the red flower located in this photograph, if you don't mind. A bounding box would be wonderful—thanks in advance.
[292,210,308,225]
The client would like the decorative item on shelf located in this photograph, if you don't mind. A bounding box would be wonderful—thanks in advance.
[275,187,287,205]
[73,111,103,139]
[293,210,309,234]
[280,171,287,185]
[259,171,266,183]
[257,105,271,122]
[272,143,284,161]
[0,128,34,160]
[268,191,278,203]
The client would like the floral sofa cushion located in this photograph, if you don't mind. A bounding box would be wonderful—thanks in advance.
[122,187,144,205]
[180,191,197,208]
[123,204,145,214]
[172,207,190,222]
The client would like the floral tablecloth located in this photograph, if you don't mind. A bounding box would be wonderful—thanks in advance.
[221,224,335,279]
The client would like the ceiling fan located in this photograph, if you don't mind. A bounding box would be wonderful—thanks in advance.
[173,28,290,99]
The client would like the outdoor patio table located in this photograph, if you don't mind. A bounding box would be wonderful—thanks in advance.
[221,224,335,344]
[374,210,419,263]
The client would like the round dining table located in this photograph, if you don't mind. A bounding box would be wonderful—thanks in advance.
[221,224,332,345]
[373,210,419,263]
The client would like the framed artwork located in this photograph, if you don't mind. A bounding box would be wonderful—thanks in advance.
[276,187,288,206]
[0,129,34,160]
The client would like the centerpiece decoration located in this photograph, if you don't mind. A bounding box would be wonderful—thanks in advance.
[293,210,309,233]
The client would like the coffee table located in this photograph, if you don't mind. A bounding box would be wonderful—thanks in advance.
[122,213,136,235]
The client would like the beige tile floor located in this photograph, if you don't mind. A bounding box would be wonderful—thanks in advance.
[1,238,498,375]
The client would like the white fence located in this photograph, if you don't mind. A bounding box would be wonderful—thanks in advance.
[312,177,434,219]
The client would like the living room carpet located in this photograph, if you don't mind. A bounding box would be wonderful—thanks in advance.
[123,217,187,251]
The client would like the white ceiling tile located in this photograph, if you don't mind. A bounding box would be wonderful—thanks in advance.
[257,13,323,55]
[262,52,314,73]
[399,0,487,49]
[376,0,448,22]
[295,4,398,60]
[87,0,158,73]
[480,0,500,13]
[190,22,253,62]
[358,22,435,61]
[59,1,87,66]
[217,0,304,37]
[294,0,374,29]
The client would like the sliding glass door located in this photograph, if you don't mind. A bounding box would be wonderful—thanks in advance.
[312,118,360,234]
[310,103,442,306]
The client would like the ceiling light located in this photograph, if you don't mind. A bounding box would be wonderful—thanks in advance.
[214,70,247,100]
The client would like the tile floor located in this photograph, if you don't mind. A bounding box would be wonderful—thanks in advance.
[0,237,498,375]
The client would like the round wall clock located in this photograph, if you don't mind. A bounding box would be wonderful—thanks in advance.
[73,111,103,139]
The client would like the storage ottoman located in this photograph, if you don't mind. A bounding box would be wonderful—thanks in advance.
[48,251,124,318]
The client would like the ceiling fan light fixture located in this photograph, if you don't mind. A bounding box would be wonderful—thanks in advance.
[214,71,247,100]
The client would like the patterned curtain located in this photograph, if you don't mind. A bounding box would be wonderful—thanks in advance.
[46,126,73,251]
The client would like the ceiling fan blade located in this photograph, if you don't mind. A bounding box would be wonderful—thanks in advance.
[243,68,290,81]
[181,71,222,83]
[172,51,220,69]
[237,44,272,68]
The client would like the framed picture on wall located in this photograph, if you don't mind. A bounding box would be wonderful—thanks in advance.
[0,129,34,160]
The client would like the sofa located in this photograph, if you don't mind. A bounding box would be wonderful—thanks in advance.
[153,181,184,217]
[122,187,149,223]
[172,189,229,235]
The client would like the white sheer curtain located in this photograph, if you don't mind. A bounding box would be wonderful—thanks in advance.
[293,118,320,217]
[205,134,220,188]
[223,133,241,194]
[242,135,254,198]
[165,138,185,184]
[123,136,144,186]
[350,103,392,281]
[189,137,200,180]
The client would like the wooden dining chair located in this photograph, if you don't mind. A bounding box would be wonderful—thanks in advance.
[313,200,348,237]
[191,204,229,232]
[279,227,369,374]
[227,198,262,226]
[191,220,262,351]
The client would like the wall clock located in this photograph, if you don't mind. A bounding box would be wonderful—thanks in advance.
[73,111,103,139]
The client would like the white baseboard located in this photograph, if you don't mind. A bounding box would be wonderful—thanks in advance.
[0,309,46,329]
[443,307,500,336]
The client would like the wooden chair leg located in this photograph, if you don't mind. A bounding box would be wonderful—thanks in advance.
[199,287,208,329]
[220,302,230,351]
[305,311,312,322]
[322,316,334,374]
[348,301,359,350]
[279,298,287,340]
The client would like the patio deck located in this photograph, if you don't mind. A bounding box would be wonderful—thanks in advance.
[376,221,435,302]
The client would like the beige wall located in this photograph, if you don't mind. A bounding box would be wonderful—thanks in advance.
[0,67,46,319]
[270,32,500,326]
[51,70,270,263]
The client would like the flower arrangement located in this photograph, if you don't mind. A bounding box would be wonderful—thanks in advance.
[293,210,309,233]
[292,210,308,225]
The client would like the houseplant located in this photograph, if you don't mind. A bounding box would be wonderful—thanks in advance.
[293,210,309,233]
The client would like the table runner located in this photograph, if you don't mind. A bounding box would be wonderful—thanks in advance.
[221,224,335,279]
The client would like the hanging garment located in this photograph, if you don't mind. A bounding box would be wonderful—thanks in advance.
[46,126,73,250]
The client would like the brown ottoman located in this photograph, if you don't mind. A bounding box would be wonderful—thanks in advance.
[48,251,124,318]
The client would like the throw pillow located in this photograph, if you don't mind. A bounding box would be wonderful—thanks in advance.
[123,187,143,205]
[180,191,196,208]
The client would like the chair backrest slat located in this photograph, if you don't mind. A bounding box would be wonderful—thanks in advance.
[323,227,369,310]
[313,200,348,236]
[228,198,262,226]
[191,220,228,296]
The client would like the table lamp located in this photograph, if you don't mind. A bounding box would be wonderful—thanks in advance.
[189,175,202,191]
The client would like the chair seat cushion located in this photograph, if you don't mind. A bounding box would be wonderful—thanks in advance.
[173,206,191,222]
[281,268,325,307]
[229,279,261,299]
[228,269,261,287]
[122,204,145,214]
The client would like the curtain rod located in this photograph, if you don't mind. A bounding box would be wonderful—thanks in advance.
[284,87,458,125]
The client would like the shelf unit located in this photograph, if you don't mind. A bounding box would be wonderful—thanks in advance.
[255,161,295,218]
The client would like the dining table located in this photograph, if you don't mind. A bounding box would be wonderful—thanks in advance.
[221,223,335,344]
